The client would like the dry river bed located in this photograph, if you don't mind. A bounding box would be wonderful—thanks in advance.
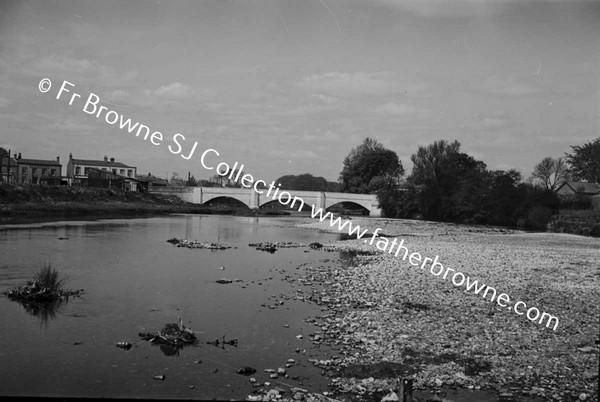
[250,218,599,402]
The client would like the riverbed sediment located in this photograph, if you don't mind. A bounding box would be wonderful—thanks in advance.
[289,217,599,402]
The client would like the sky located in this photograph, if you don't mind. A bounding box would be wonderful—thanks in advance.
[0,0,599,183]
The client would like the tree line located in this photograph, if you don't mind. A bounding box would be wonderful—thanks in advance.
[337,137,600,230]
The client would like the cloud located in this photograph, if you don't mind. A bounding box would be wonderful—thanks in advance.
[310,93,340,105]
[370,0,513,19]
[148,82,193,99]
[374,102,431,119]
[472,76,541,97]
[105,89,129,100]
[301,130,341,142]
[49,118,97,132]
[296,71,429,98]
[463,110,512,131]
[0,97,12,108]
[21,54,139,88]
[268,148,319,160]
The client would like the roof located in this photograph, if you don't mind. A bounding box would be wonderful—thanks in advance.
[71,158,135,169]
[18,158,61,166]
[557,181,600,194]
[87,167,143,181]
[0,157,18,166]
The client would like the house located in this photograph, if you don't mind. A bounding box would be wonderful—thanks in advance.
[14,153,62,185]
[86,167,142,191]
[136,173,169,191]
[66,154,138,190]
[592,195,600,211]
[169,177,186,187]
[555,181,600,197]
[0,156,18,183]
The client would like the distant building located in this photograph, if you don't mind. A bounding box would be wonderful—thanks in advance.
[592,195,600,211]
[0,156,18,183]
[169,177,186,187]
[555,181,600,197]
[66,154,138,191]
[1,153,62,185]
[15,153,62,185]
[136,173,169,190]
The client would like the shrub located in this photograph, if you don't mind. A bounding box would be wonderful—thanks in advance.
[527,206,554,230]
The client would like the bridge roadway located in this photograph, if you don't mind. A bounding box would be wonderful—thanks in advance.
[149,186,381,217]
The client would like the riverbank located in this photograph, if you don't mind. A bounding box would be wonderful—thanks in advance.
[0,183,295,224]
[290,217,599,402]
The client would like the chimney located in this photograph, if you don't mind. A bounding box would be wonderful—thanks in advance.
[18,152,22,160]
[56,156,60,163]
[104,156,108,163]
[110,157,115,163]
[69,153,73,160]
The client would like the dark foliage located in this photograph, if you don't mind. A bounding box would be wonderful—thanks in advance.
[565,137,600,183]
[340,138,403,194]
[276,173,330,191]
[377,139,564,231]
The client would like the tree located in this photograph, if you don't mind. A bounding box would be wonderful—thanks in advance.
[185,175,198,186]
[0,147,9,157]
[407,140,462,221]
[339,138,403,194]
[483,169,527,226]
[565,137,600,183]
[276,174,329,191]
[531,157,570,190]
[409,139,461,186]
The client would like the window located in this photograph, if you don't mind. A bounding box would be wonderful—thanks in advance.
[127,170,132,177]
[75,166,81,175]
[50,169,56,176]
[119,169,125,175]
[112,169,117,174]
[84,167,89,175]
[21,167,27,175]
[42,168,48,176]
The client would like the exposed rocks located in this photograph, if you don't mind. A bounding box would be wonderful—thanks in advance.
[138,318,198,351]
[167,238,231,249]
[115,341,132,350]
[250,241,308,253]
[237,367,257,376]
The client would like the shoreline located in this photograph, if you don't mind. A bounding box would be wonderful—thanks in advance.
[291,218,599,402]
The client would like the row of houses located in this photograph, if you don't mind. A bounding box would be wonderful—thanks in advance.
[0,152,146,191]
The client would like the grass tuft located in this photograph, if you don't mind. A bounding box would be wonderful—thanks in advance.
[33,262,66,292]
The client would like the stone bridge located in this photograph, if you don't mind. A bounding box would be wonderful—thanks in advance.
[149,186,381,216]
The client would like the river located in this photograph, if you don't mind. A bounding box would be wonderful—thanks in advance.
[0,214,347,400]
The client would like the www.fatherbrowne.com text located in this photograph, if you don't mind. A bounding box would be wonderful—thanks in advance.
[41,78,560,331]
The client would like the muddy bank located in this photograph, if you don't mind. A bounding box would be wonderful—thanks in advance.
[289,218,599,402]
[0,182,295,224]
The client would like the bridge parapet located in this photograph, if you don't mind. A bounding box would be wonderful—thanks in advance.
[149,186,381,216]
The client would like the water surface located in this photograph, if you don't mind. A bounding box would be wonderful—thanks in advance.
[0,214,343,399]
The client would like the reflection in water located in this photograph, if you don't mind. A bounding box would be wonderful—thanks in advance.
[159,344,181,357]
[15,298,64,326]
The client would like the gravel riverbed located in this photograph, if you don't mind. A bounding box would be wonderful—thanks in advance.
[263,217,599,402]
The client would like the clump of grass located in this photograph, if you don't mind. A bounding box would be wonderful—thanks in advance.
[33,263,66,293]
[6,262,81,303]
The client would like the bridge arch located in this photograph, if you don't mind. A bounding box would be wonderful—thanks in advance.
[326,201,370,215]
[148,187,381,216]
[202,196,251,209]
